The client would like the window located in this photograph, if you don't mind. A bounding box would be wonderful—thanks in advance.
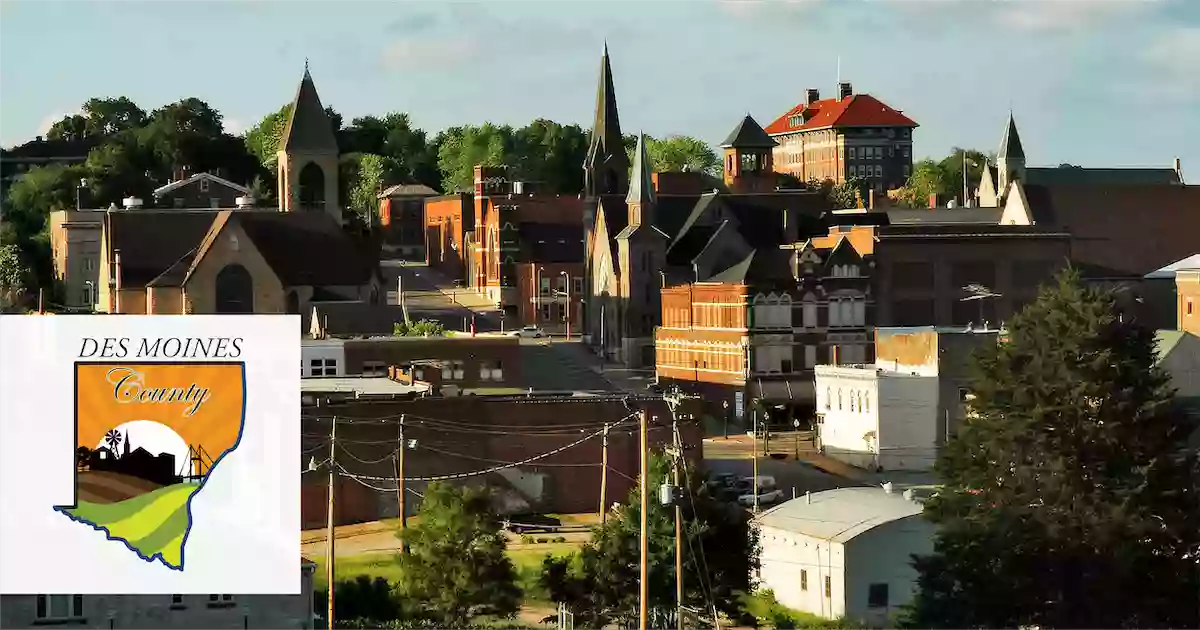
[540,277,550,295]
[441,360,465,380]
[200,178,210,192]
[849,393,856,412]
[82,286,92,305]
[83,257,95,271]
[1188,299,1194,315]
[209,197,220,208]
[902,146,910,157]
[848,147,856,159]
[362,361,386,377]
[208,594,235,608]
[541,303,551,321]
[825,575,832,598]
[838,389,843,410]
[829,300,842,327]
[37,595,84,620]
[803,300,817,328]
[173,197,185,208]
[825,388,832,410]
[573,277,583,295]
[868,583,889,608]
[840,301,853,327]
[170,594,185,609]
[903,165,910,177]
[801,569,808,591]
[309,358,336,377]
[781,359,793,373]
[481,360,504,381]
[805,345,816,368]
[853,300,866,326]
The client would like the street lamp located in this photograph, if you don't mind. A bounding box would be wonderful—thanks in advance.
[535,266,546,331]
[559,271,571,340]
[722,400,729,439]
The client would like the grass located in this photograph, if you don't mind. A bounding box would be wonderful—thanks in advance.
[61,483,198,568]
[310,541,584,601]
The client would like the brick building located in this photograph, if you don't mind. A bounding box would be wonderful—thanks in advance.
[379,183,438,260]
[763,83,917,192]
[300,393,701,527]
[300,335,521,388]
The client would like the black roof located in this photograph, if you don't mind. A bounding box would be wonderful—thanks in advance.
[108,211,219,287]
[721,115,778,149]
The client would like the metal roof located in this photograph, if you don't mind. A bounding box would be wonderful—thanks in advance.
[756,486,926,543]
[1144,254,1200,279]
[300,377,429,397]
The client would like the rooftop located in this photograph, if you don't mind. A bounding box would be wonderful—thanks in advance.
[756,486,926,543]
[1144,254,1200,279]
[300,376,429,397]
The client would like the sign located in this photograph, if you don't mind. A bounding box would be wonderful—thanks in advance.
[734,391,745,420]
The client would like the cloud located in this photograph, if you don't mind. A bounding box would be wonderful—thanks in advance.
[224,118,246,136]
[989,0,1156,33]
[1141,26,1200,100]
[381,37,480,72]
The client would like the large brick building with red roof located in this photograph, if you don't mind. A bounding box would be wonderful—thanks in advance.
[764,82,917,193]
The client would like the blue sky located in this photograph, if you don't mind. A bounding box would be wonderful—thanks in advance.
[2,0,1198,172]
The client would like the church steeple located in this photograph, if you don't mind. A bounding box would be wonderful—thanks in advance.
[277,64,341,221]
[583,42,629,199]
[626,133,655,227]
[997,112,1026,198]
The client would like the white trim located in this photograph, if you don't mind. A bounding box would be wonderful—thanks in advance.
[153,171,250,197]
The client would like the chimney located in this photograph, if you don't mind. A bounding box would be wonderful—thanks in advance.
[806,88,820,105]
[838,81,853,101]
[122,197,143,210]
[1174,157,1183,182]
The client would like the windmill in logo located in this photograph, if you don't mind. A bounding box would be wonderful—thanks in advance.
[104,429,124,458]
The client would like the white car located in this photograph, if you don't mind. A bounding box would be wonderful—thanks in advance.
[738,488,784,507]
[511,326,546,338]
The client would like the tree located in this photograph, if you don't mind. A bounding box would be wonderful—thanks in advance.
[902,271,1200,629]
[393,482,521,625]
[244,103,292,171]
[349,153,386,225]
[646,135,721,176]
[46,114,90,143]
[890,159,944,208]
[808,176,866,209]
[393,319,447,337]
[80,97,147,137]
[436,124,515,192]
[936,147,988,204]
[84,142,155,207]
[540,450,759,628]
[512,119,589,194]
[0,243,31,311]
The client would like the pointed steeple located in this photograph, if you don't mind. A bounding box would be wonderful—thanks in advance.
[998,112,1024,162]
[280,66,339,153]
[627,133,655,209]
[583,42,629,198]
[123,429,130,458]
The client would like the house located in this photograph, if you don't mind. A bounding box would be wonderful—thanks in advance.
[1144,254,1200,335]
[96,209,382,315]
[0,136,95,199]
[0,558,316,629]
[756,486,934,626]
[763,84,918,192]
[152,168,252,209]
[814,326,998,471]
[379,183,439,260]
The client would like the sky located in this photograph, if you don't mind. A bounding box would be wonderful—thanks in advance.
[2,0,1199,173]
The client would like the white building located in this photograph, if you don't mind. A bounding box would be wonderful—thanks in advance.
[301,338,345,377]
[0,559,316,629]
[756,487,934,627]
[814,365,939,471]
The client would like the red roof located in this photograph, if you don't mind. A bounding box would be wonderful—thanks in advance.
[764,94,918,135]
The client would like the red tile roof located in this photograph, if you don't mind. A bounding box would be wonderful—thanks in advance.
[764,94,918,135]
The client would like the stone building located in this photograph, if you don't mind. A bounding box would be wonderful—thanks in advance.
[763,83,917,192]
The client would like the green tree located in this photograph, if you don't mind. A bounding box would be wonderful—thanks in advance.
[342,113,440,190]
[436,124,515,192]
[83,142,155,207]
[646,135,721,176]
[243,103,292,171]
[349,153,386,225]
[0,243,31,311]
[78,97,147,137]
[46,114,90,143]
[393,482,521,625]
[393,319,447,337]
[540,451,759,627]
[512,119,589,194]
[808,176,866,209]
[890,159,945,208]
[936,147,988,204]
[902,272,1200,629]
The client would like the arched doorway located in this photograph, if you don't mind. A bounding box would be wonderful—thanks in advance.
[298,162,325,211]
[215,264,254,313]
[285,290,300,315]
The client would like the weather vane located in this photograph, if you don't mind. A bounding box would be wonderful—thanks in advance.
[305,57,310,73]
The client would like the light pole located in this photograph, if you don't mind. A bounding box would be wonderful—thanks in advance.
[722,400,730,439]
[560,270,571,340]
[535,266,546,331]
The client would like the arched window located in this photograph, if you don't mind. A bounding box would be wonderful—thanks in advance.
[215,264,254,314]
[858,392,864,413]
[849,392,856,412]
[298,162,326,210]
[285,291,300,315]
[865,394,870,412]
[826,388,832,410]
[838,389,843,411]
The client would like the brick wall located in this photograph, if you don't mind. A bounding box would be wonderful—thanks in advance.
[301,396,701,526]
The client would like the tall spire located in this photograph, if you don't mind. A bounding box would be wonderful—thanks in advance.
[583,42,629,198]
[627,132,655,207]
[998,112,1025,162]
[280,66,339,154]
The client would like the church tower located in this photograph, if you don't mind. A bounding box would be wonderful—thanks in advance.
[277,64,341,222]
[996,112,1026,200]
[583,43,629,200]
[720,115,778,194]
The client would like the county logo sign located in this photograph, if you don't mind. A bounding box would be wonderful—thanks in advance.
[0,315,299,595]
[56,363,246,571]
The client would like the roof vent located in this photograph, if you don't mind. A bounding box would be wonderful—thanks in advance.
[882,481,894,494]
[122,197,143,210]
[235,195,256,209]
[903,488,915,502]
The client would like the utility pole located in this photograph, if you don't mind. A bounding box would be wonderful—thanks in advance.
[639,410,649,630]
[752,407,759,514]
[396,414,407,554]
[326,416,337,630]
[672,417,683,621]
[599,423,609,524]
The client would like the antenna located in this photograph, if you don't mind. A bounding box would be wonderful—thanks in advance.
[837,55,841,85]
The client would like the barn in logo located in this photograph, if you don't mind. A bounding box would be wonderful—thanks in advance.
[55,362,246,571]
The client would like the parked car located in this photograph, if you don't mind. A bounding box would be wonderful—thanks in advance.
[510,325,546,338]
[738,488,784,507]
[503,513,561,534]
[736,476,782,507]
